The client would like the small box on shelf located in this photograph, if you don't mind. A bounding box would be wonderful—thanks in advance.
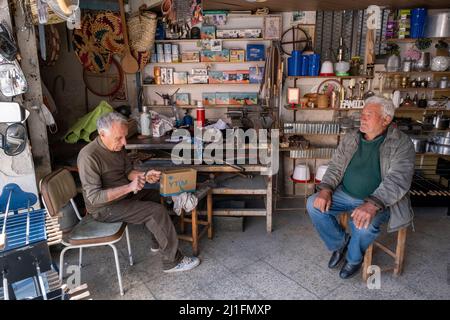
[229,92,257,105]
[246,44,265,61]
[181,51,200,63]
[175,93,190,106]
[215,92,230,104]
[202,93,216,105]
[200,49,230,62]
[230,49,245,62]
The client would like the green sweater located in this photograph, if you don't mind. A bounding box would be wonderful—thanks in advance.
[342,134,385,200]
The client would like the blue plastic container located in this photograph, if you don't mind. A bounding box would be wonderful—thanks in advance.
[288,50,303,76]
[410,8,427,38]
[300,55,309,76]
[308,54,321,76]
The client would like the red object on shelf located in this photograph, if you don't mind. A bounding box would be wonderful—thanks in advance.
[291,174,315,184]
[196,102,205,127]
[319,73,335,77]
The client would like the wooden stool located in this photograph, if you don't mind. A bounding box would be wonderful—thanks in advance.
[361,227,407,281]
[338,213,408,281]
[162,186,213,256]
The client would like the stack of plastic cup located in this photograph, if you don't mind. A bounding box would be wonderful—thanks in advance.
[288,50,303,76]
[300,55,309,76]
[308,54,321,76]
[411,8,427,38]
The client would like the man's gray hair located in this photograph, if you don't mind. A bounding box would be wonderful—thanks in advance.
[97,112,128,132]
[364,95,395,118]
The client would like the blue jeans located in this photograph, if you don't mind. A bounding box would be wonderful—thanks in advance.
[306,185,390,265]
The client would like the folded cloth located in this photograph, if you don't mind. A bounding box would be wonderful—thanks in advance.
[63,100,114,143]
[172,192,198,216]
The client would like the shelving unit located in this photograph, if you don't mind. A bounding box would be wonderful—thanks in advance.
[142,83,260,87]
[144,104,258,109]
[155,38,270,43]
[147,61,266,66]
[384,37,450,43]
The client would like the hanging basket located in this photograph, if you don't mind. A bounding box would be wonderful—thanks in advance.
[127,6,157,53]
[29,0,65,25]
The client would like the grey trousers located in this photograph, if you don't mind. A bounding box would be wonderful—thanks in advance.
[92,190,182,269]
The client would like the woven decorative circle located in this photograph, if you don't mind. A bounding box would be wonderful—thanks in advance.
[91,12,124,54]
[73,14,111,73]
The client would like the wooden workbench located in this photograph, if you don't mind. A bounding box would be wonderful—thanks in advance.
[126,136,274,233]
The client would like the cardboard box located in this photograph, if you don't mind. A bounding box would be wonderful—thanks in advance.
[229,92,258,105]
[246,44,265,61]
[201,25,216,39]
[215,92,230,104]
[175,92,190,105]
[188,75,209,84]
[249,66,264,83]
[208,71,225,83]
[160,169,197,196]
[230,49,245,62]
[202,93,216,105]
[200,49,230,62]
[173,72,188,84]
[182,51,200,63]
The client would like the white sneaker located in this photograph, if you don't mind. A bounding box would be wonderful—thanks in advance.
[163,256,200,273]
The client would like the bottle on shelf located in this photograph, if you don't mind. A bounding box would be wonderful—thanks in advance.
[413,91,419,106]
[140,106,152,137]
[400,93,414,107]
[418,93,427,108]
[196,100,205,128]
[419,77,428,88]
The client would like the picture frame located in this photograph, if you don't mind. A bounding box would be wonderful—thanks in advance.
[263,15,282,40]
[287,88,300,104]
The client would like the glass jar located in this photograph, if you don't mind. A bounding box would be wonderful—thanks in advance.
[427,76,437,88]
[401,76,409,88]
[402,59,413,72]
[439,76,448,89]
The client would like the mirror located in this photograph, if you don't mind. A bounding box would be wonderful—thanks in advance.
[0,123,27,156]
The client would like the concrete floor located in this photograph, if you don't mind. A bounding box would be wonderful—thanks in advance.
[56,206,450,300]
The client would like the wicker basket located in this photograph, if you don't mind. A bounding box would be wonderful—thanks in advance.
[127,7,157,52]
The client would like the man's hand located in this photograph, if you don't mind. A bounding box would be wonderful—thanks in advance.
[145,170,161,184]
[313,189,332,213]
[129,174,146,193]
[351,202,379,229]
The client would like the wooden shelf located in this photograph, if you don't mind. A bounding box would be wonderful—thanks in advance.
[284,107,360,111]
[378,71,450,76]
[145,104,254,109]
[288,76,374,79]
[395,107,450,112]
[384,37,450,43]
[147,61,265,66]
[142,83,260,87]
[155,38,269,43]
[395,88,450,92]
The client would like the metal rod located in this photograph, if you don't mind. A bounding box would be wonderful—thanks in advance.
[1,190,12,234]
